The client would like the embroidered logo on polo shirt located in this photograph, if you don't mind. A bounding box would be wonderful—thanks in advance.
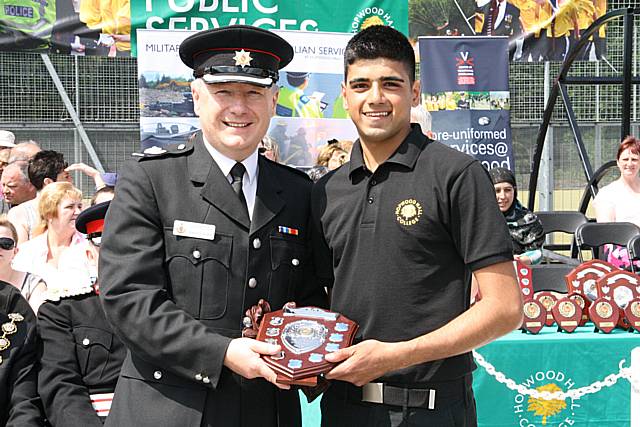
[395,199,423,226]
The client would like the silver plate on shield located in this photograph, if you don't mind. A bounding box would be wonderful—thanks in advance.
[281,320,328,355]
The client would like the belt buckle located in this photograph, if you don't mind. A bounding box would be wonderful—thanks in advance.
[362,382,384,404]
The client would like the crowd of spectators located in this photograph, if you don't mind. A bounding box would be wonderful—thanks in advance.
[0,122,637,425]
[0,130,117,425]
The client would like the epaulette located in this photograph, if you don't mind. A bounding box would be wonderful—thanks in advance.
[132,137,195,161]
[44,284,95,302]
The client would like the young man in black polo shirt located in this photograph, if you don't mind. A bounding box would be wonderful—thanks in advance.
[311,25,523,426]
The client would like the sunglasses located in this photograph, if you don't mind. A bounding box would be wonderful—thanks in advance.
[0,237,15,250]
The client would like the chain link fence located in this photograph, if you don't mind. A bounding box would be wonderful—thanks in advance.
[0,2,638,201]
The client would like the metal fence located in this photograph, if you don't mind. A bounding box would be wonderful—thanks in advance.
[0,1,638,202]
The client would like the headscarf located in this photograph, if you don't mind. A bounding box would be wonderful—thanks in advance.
[489,167,545,255]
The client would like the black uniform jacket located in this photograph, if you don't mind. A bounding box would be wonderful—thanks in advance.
[99,133,327,427]
[38,288,126,427]
[0,282,44,426]
[481,2,523,37]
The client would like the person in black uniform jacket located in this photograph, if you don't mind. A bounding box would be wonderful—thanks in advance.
[98,26,327,427]
[38,201,126,426]
[311,26,523,426]
[480,0,524,60]
[0,280,44,426]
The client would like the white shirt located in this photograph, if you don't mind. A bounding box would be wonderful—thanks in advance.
[494,0,507,30]
[202,137,258,220]
[593,180,640,228]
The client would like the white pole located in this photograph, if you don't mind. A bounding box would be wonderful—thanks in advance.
[632,347,640,427]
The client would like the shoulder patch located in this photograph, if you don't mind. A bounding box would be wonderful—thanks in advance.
[132,138,195,161]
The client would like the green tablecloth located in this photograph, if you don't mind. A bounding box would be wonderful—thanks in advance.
[474,325,640,427]
[301,326,640,426]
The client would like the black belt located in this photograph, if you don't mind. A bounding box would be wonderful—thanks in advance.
[337,375,472,410]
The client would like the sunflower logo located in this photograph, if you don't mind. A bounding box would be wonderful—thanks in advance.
[395,199,423,226]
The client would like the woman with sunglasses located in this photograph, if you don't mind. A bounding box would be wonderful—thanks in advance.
[0,219,47,312]
[38,201,126,426]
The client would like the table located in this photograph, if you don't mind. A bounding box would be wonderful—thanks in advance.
[474,325,640,426]
[301,326,640,426]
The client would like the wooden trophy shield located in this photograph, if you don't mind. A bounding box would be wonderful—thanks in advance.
[534,292,558,326]
[522,300,545,334]
[588,297,620,333]
[551,297,582,332]
[256,306,358,386]
[568,292,589,326]
[515,260,534,302]
[595,270,640,329]
[565,260,617,304]
[623,297,640,332]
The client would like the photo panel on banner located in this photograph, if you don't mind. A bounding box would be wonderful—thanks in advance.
[0,1,406,57]
[419,36,514,171]
[409,0,608,62]
[137,28,358,167]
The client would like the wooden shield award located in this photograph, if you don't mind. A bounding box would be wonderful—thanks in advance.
[515,261,534,302]
[595,270,640,329]
[623,297,640,332]
[565,260,617,323]
[589,297,619,333]
[522,300,546,334]
[568,293,589,326]
[534,292,558,326]
[565,260,616,301]
[515,261,546,333]
[256,306,358,386]
[551,297,582,332]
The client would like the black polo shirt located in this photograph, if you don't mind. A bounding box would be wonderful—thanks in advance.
[311,125,513,385]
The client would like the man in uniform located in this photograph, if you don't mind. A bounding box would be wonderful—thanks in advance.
[99,26,326,427]
[479,0,524,60]
[311,25,523,426]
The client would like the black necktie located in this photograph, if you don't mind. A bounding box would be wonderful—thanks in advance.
[230,162,249,220]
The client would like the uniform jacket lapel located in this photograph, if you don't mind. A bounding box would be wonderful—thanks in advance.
[188,133,251,229]
[250,156,284,234]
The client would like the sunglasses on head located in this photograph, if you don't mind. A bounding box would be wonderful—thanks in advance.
[0,237,15,250]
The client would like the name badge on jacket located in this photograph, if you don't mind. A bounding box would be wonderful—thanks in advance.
[173,220,216,240]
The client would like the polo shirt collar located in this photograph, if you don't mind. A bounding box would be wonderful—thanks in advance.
[202,135,258,185]
[348,124,428,179]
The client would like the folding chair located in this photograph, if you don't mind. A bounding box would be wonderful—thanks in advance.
[535,211,588,262]
[626,234,640,273]
[575,222,640,263]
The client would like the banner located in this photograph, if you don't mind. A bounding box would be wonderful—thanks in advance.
[419,36,514,171]
[137,28,357,166]
[0,0,406,57]
[409,0,608,62]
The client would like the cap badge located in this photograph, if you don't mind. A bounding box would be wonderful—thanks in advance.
[233,49,253,68]
[395,199,423,226]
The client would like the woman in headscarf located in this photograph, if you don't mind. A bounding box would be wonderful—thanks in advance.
[489,167,544,264]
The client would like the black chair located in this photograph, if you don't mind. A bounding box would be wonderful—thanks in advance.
[575,222,640,262]
[530,264,572,293]
[535,211,588,261]
[626,235,640,273]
